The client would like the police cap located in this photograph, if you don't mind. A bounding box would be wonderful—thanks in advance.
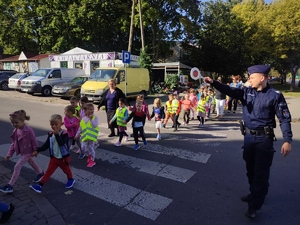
[248,65,271,76]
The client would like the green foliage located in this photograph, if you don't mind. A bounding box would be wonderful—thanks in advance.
[165,73,178,89]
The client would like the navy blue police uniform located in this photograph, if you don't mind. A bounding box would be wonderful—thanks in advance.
[210,65,293,218]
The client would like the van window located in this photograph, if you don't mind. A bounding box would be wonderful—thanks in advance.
[116,70,125,82]
[90,69,116,81]
[50,70,61,78]
[31,69,51,77]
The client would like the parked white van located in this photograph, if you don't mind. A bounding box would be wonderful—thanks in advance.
[21,68,85,96]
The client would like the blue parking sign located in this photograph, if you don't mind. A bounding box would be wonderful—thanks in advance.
[122,50,131,64]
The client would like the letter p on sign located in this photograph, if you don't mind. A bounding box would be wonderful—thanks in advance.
[122,50,131,64]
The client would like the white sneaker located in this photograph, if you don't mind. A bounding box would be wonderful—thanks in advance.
[125,136,130,142]
[114,141,121,147]
[70,145,75,150]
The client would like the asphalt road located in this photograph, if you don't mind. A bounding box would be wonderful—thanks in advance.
[0,90,299,225]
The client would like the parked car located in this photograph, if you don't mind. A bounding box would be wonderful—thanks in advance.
[52,76,89,98]
[0,70,18,90]
[268,78,282,85]
[8,72,31,90]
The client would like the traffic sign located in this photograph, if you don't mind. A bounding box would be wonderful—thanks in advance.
[122,50,131,64]
[190,67,203,80]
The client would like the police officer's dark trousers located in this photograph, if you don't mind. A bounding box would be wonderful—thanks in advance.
[243,133,275,210]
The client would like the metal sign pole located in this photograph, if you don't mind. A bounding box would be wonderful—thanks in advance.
[125,64,127,96]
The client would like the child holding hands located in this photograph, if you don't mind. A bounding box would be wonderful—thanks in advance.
[30,114,75,193]
[150,98,165,140]
[110,98,129,147]
[0,110,44,194]
[75,103,99,168]
[126,101,147,150]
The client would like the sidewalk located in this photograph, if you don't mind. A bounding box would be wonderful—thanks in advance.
[0,164,65,225]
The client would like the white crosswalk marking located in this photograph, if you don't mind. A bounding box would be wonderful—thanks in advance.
[0,143,172,220]
[0,122,224,220]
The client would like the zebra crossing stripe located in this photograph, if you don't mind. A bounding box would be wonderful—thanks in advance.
[97,131,211,163]
[0,143,172,220]
[35,135,196,183]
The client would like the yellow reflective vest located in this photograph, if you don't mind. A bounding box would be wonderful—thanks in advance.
[116,107,127,127]
[80,116,99,142]
[197,99,207,113]
[166,101,173,113]
[171,99,179,114]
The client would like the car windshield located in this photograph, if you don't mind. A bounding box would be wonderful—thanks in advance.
[71,77,88,84]
[10,73,27,79]
[90,69,116,81]
[31,69,51,78]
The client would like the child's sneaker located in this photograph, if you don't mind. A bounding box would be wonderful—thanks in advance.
[78,153,85,159]
[163,124,166,128]
[124,136,130,141]
[33,171,44,183]
[30,184,42,193]
[156,134,161,140]
[87,160,96,168]
[133,144,140,151]
[87,156,91,163]
[114,141,121,147]
[70,145,75,150]
[0,184,13,193]
[65,178,75,188]
[76,149,81,154]
[143,140,147,146]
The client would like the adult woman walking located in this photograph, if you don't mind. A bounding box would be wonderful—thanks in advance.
[227,75,243,113]
[97,79,126,137]
[215,77,226,118]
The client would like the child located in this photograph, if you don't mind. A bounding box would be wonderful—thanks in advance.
[70,96,80,118]
[182,93,194,125]
[79,96,89,119]
[64,105,83,159]
[172,92,182,131]
[129,94,151,123]
[197,93,208,127]
[163,93,174,128]
[189,89,198,120]
[0,110,44,194]
[150,98,165,140]
[69,97,81,153]
[110,98,129,147]
[30,114,75,193]
[126,101,147,150]
[75,103,99,167]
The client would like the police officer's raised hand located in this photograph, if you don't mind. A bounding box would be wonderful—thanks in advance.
[203,77,213,84]
[281,142,291,157]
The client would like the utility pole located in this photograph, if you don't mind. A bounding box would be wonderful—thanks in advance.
[128,0,136,52]
[138,0,145,51]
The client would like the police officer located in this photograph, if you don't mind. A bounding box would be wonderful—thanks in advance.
[204,65,293,219]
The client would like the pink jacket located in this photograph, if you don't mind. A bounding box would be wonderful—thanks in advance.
[8,125,38,157]
[64,116,80,138]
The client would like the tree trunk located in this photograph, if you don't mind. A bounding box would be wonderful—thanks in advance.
[128,0,136,52]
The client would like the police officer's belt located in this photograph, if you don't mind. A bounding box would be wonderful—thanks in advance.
[245,128,266,136]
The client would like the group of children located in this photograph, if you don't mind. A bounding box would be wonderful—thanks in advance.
[0,88,216,196]
[0,95,100,195]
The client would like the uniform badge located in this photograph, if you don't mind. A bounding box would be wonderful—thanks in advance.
[283,109,290,118]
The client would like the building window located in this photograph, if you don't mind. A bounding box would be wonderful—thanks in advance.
[75,62,83,69]
[90,61,99,74]
[60,61,68,68]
